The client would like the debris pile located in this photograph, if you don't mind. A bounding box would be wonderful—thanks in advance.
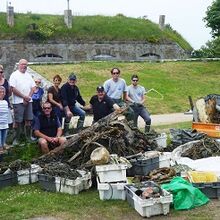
[35,111,159,169]
[181,137,220,159]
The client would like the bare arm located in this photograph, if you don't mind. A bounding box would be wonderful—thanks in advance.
[34,130,51,142]
[11,86,31,102]
[56,127,63,138]
[48,93,62,108]
[82,104,92,111]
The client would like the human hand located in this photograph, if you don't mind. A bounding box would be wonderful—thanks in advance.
[67,110,73,118]
[24,96,31,102]
[59,104,63,110]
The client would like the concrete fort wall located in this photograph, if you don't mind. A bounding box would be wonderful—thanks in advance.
[0,40,189,78]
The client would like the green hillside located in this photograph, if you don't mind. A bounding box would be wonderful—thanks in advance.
[30,60,220,114]
[0,13,192,51]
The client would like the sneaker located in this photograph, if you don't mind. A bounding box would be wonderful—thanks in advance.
[184,109,193,115]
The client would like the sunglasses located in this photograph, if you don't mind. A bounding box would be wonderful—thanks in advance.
[112,72,119,75]
[132,79,138,82]
[35,81,41,84]
[43,107,52,110]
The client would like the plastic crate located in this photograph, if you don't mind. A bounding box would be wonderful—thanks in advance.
[126,157,159,177]
[193,182,220,199]
[17,164,42,185]
[154,133,167,148]
[192,122,220,138]
[38,174,56,192]
[95,164,127,183]
[38,170,92,195]
[97,177,127,200]
[187,171,218,183]
[125,185,172,218]
[0,172,18,189]
[159,153,171,168]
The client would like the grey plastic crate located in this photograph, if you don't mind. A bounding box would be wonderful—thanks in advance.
[193,182,220,199]
[0,172,18,189]
[127,157,159,177]
[38,174,56,192]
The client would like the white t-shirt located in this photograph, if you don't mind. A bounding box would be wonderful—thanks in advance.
[127,85,146,104]
[0,100,9,129]
[9,70,35,104]
[103,78,127,99]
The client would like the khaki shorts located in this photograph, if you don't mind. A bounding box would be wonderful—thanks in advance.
[13,103,33,123]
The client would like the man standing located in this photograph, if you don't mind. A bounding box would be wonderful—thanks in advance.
[9,59,36,143]
[84,86,121,123]
[103,67,134,123]
[33,102,66,154]
[61,73,86,132]
[127,74,151,132]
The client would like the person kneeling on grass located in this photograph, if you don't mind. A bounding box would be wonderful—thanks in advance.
[33,102,66,154]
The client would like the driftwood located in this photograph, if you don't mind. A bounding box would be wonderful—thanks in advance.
[35,110,158,169]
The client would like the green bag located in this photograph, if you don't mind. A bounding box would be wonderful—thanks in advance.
[162,176,209,210]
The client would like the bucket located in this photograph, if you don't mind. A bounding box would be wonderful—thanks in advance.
[154,133,167,148]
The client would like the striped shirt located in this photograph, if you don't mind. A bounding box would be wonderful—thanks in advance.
[0,100,9,129]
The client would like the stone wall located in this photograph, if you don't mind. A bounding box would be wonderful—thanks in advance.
[0,40,189,78]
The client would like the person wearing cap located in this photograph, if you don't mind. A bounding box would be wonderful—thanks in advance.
[103,67,134,124]
[127,74,151,132]
[60,73,86,132]
[84,86,121,123]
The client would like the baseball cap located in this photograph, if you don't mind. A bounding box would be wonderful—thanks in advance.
[96,85,104,92]
[69,73,77,80]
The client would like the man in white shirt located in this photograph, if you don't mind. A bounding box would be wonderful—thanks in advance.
[127,74,151,132]
[103,67,134,124]
[9,59,36,143]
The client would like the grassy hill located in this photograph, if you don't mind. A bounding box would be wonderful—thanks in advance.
[30,60,220,114]
[0,12,192,51]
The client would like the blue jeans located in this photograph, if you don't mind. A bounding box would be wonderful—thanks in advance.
[0,129,8,147]
[69,105,85,121]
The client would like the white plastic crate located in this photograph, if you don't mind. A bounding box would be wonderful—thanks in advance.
[38,170,92,195]
[159,153,171,168]
[97,177,127,200]
[96,164,127,183]
[125,185,173,218]
[17,164,42,185]
[154,133,167,148]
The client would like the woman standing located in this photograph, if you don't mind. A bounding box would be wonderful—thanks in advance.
[47,75,63,122]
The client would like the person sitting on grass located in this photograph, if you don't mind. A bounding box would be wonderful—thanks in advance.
[0,86,9,154]
[33,102,66,154]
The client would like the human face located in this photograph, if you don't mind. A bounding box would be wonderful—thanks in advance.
[42,103,52,116]
[68,79,76,86]
[18,59,28,73]
[111,69,120,81]
[0,89,5,100]
[35,80,41,88]
[97,90,105,100]
[53,78,61,87]
[132,78,139,86]
[0,69,3,79]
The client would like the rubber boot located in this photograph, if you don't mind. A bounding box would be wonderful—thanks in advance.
[76,119,84,131]
[12,123,23,145]
[145,124,151,133]
[64,123,70,136]
[24,126,33,142]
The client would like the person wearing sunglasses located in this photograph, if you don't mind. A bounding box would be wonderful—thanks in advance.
[32,78,44,117]
[103,67,134,124]
[127,74,151,132]
[33,102,66,154]
[9,59,36,144]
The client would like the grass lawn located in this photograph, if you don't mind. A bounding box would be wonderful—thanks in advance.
[30,60,220,114]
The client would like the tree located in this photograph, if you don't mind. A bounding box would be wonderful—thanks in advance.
[204,0,220,37]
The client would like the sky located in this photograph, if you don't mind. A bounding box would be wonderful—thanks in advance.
[0,0,214,49]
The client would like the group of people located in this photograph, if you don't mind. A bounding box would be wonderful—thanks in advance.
[0,59,151,154]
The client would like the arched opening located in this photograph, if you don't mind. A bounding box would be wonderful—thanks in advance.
[140,53,160,60]
[35,53,63,59]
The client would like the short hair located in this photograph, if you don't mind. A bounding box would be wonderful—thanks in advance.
[53,74,62,82]
[110,67,120,74]
[0,85,6,93]
[131,74,139,80]
[42,101,52,107]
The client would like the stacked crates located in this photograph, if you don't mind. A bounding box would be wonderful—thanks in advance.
[95,164,128,200]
